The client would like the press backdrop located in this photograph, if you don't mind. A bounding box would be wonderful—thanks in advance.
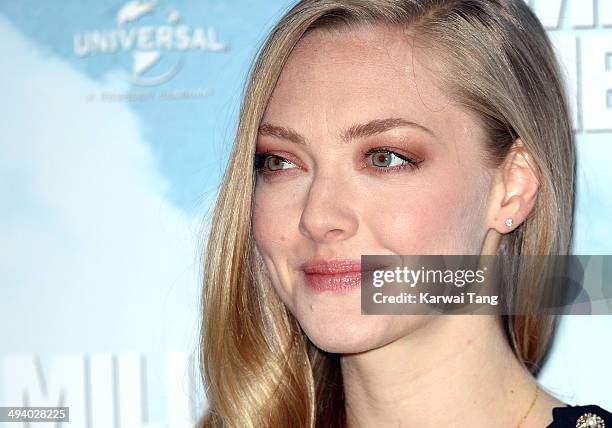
[1,1,611,427]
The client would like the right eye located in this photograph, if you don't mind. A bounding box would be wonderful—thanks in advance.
[254,153,297,172]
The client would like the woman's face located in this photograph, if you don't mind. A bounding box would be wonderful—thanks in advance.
[252,25,496,353]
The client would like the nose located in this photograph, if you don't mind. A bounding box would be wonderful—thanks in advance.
[298,174,359,243]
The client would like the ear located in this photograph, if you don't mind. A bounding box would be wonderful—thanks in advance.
[486,139,539,234]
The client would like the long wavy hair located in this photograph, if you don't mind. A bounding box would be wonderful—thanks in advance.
[198,1,575,426]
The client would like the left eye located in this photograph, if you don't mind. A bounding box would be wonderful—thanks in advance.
[369,150,410,167]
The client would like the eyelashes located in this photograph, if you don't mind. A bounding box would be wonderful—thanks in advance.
[254,151,298,172]
[362,147,423,173]
[253,147,423,177]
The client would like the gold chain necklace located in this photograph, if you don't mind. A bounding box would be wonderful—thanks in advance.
[516,384,540,428]
[344,383,541,428]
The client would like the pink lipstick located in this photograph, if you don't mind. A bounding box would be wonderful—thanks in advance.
[300,259,367,293]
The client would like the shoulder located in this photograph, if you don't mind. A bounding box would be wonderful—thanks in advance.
[547,404,612,427]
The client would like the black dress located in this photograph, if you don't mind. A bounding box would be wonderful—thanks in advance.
[547,404,612,427]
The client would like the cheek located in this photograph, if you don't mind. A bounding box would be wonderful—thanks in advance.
[252,183,305,269]
[252,184,307,313]
[252,187,288,255]
[366,170,488,254]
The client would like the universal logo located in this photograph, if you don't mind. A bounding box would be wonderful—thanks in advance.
[73,0,228,86]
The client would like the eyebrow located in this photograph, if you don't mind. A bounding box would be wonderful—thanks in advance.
[257,117,434,145]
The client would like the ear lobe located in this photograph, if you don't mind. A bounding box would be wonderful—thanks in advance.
[489,139,540,234]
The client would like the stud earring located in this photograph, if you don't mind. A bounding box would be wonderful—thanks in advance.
[505,218,514,228]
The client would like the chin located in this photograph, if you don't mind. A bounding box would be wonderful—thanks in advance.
[297,310,401,354]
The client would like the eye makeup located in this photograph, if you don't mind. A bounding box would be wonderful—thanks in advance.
[362,146,424,174]
[253,139,426,179]
[253,149,303,181]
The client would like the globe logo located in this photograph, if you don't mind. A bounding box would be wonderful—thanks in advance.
[73,0,228,86]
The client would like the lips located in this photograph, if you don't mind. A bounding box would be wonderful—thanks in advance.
[300,259,381,293]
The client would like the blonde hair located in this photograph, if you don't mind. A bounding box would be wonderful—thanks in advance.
[198,1,575,426]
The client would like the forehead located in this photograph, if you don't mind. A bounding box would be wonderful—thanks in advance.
[262,24,481,142]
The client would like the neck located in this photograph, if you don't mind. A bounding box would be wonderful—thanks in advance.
[341,315,540,428]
